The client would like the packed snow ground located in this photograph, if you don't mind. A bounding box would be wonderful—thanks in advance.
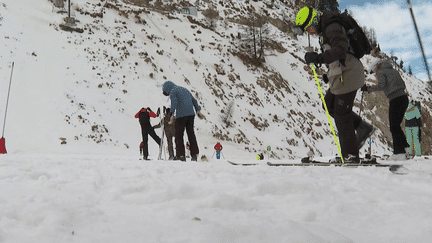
[0,154,432,243]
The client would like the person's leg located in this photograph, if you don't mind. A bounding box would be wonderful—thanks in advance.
[141,128,149,159]
[412,127,422,156]
[323,90,335,117]
[175,117,187,157]
[166,135,174,159]
[405,127,414,155]
[389,95,409,154]
[185,116,199,156]
[148,128,161,145]
[332,90,359,158]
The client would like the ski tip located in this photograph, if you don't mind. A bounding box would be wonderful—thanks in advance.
[389,164,409,175]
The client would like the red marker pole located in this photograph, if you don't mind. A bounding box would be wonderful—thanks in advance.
[1,62,15,154]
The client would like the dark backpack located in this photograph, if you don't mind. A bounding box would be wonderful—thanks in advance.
[326,13,372,59]
[138,110,151,126]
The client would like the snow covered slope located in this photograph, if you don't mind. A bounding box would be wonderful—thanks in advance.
[0,0,431,159]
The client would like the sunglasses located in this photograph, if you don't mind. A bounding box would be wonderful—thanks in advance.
[163,91,169,96]
[294,23,317,35]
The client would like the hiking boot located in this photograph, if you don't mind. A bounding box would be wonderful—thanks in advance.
[356,120,375,149]
[174,155,186,162]
[191,155,198,162]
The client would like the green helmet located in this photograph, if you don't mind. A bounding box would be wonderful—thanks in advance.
[295,7,318,32]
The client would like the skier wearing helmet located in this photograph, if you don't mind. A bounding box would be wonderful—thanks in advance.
[294,7,374,162]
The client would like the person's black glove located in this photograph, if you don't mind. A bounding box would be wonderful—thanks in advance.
[146,107,152,112]
[156,107,160,117]
[323,74,329,84]
[361,84,368,92]
[304,52,324,65]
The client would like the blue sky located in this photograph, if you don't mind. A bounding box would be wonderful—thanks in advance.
[337,0,431,82]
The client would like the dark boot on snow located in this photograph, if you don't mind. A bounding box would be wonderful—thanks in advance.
[174,155,186,162]
[344,154,360,163]
[356,120,375,149]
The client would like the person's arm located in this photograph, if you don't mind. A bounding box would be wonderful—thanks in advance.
[170,92,178,116]
[149,111,157,118]
[135,110,143,118]
[368,72,387,92]
[192,95,200,113]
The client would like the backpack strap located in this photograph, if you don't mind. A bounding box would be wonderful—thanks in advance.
[320,15,353,64]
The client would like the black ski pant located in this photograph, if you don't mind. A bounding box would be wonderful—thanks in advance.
[324,89,362,158]
[166,134,175,159]
[141,126,161,158]
[175,115,199,157]
[389,95,409,154]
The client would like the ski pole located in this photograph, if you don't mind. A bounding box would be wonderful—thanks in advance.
[2,62,14,138]
[211,151,215,158]
[310,64,344,164]
[221,151,225,159]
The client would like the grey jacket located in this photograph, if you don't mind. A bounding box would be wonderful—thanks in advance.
[367,61,407,101]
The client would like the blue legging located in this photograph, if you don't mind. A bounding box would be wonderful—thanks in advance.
[216,150,221,159]
[405,127,421,156]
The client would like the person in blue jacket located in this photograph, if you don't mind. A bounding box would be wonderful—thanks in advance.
[405,101,422,156]
[162,81,205,162]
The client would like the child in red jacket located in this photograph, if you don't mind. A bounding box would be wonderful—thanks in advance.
[214,142,223,159]
[135,107,161,160]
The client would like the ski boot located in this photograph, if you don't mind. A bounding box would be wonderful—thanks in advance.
[331,154,360,163]
[356,120,375,149]
[174,155,186,162]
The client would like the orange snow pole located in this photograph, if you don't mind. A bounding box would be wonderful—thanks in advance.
[1,62,15,154]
